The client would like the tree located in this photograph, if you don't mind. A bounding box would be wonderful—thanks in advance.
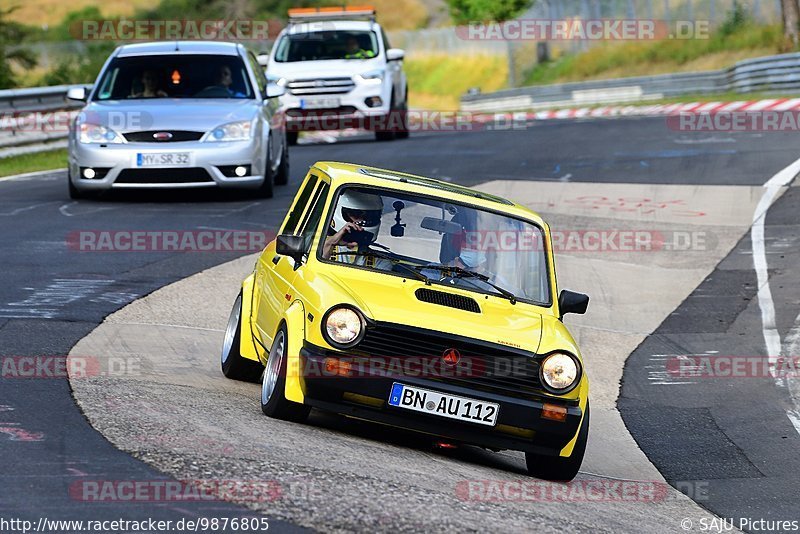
[0,7,37,89]
[782,0,800,49]
[446,0,534,24]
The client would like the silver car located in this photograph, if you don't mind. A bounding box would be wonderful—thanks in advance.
[67,41,288,199]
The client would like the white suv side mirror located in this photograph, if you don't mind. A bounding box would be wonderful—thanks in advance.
[386,49,405,62]
[257,54,270,67]
[265,83,285,99]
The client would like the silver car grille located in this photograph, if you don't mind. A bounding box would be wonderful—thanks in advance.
[286,77,355,96]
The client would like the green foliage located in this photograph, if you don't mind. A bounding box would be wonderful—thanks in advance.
[135,0,322,21]
[445,0,533,24]
[49,6,103,42]
[523,21,782,86]
[0,6,37,89]
[718,0,750,37]
[40,42,116,86]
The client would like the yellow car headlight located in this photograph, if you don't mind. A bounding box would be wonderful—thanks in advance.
[540,352,581,393]
[323,306,365,348]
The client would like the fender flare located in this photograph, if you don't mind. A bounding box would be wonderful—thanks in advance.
[239,273,262,363]
[558,378,589,457]
[281,300,307,404]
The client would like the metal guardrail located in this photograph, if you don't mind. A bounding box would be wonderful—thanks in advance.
[0,85,90,113]
[0,84,91,153]
[461,52,800,112]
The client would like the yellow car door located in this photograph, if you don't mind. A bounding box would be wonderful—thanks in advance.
[255,173,329,344]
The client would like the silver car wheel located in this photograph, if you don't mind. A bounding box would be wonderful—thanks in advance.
[221,295,241,365]
[262,330,284,404]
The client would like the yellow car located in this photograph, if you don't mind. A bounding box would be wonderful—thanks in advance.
[221,162,590,480]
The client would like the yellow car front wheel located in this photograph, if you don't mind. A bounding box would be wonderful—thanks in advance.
[260,324,311,423]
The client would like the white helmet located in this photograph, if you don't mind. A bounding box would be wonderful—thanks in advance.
[333,190,384,245]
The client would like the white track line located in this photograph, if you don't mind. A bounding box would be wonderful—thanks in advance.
[752,157,800,391]
[0,168,66,182]
[782,314,800,434]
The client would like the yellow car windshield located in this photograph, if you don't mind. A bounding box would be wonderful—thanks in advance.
[324,186,551,305]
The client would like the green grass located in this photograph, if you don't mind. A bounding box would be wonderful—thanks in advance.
[405,54,508,110]
[524,23,783,86]
[0,148,67,178]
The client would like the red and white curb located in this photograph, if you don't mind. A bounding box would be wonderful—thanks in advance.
[294,98,800,144]
[498,98,800,121]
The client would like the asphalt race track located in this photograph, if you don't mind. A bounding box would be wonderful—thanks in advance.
[1,116,799,532]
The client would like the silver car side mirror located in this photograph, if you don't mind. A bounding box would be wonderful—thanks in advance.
[66,87,88,102]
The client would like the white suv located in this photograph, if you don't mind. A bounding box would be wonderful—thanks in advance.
[266,7,408,143]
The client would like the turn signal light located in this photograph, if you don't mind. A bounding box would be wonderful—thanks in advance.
[324,357,352,377]
[541,403,567,422]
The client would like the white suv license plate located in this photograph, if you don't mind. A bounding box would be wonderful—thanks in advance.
[137,152,190,167]
[300,97,340,110]
[388,383,499,427]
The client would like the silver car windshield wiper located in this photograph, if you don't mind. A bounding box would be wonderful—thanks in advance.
[414,265,518,304]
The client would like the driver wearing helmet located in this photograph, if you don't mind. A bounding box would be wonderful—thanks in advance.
[322,190,393,270]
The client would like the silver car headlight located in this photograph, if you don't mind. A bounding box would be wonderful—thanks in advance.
[266,74,287,87]
[79,123,124,144]
[540,352,581,393]
[205,120,252,142]
[322,306,365,348]
[357,69,384,85]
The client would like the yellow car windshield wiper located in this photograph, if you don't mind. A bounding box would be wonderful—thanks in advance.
[337,251,432,285]
[414,265,518,304]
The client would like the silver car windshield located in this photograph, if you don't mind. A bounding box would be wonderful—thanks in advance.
[274,31,379,62]
[93,55,255,100]
[322,187,551,306]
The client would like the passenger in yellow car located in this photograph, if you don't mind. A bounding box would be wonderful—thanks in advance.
[343,35,376,59]
[322,190,392,270]
[440,209,524,297]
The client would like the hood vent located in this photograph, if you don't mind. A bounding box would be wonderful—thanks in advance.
[415,288,481,313]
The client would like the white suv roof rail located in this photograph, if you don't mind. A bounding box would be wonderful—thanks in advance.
[287,6,376,24]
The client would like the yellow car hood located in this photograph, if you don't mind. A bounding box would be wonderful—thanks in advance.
[318,269,544,353]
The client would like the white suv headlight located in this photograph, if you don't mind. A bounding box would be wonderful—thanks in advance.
[79,123,124,144]
[357,69,384,85]
[266,74,287,87]
[205,120,252,142]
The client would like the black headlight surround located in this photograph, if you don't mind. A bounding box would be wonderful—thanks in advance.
[321,304,367,350]
[538,350,582,395]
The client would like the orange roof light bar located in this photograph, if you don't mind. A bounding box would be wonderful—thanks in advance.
[288,5,376,21]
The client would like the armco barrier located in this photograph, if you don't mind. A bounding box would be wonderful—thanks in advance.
[461,52,800,112]
[0,84,91,151]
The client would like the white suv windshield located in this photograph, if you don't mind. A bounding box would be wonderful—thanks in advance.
[321,187,552,306]
[274,30,379,62]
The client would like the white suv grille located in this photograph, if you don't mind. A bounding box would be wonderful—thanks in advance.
[286,77,355,95]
